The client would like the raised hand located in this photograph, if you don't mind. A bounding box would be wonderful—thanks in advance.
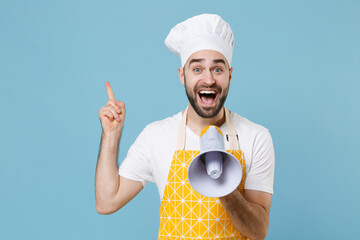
[98,81,126,134]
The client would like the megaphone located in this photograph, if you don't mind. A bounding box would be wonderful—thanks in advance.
[187,125,242,198]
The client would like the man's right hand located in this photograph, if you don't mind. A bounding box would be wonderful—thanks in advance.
[96,81,143,215]
[98,81,126,134]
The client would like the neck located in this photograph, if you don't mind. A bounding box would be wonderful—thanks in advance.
[185,105,226,136]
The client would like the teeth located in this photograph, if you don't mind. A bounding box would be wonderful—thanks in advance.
[200,90,216,94]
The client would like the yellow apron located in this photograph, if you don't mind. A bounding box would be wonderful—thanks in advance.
[158,108,248,240]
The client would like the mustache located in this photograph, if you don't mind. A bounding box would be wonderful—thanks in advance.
[194,83,222,93]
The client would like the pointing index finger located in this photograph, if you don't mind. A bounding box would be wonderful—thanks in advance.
[105,81,115,100]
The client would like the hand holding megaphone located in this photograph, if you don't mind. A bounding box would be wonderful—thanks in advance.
[188,125,242,198]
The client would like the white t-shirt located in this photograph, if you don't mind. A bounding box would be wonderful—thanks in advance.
[119,111,275,200]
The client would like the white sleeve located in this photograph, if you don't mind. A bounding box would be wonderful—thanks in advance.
[118,126,154,187]
[244,130,275,194]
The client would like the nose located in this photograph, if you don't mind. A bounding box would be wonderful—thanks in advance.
[202,69,216,85]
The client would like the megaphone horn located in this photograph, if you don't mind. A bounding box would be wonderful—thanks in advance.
[188,125,242,198]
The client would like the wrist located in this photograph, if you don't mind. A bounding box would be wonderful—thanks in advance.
[101,130,121,149]
[220,189,244,209]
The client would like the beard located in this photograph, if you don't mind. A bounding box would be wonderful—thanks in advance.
[184,76,229,118]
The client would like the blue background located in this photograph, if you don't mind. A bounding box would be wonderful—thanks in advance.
[1,0,359,239]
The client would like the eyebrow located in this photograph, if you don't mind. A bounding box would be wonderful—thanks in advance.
[188,58,227,67]
[213,59,226,65]
[188,58,204,66]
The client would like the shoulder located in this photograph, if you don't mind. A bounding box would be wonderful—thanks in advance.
[230,111,270,137]
[126,111,182,160]
[141,111,182,137]
[228,111,273,155]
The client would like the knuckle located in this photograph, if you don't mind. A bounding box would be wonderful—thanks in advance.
[99,108,107,115]
[115,100,124,105]
[104,105,114,111]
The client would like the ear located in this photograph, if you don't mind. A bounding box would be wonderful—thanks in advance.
[178,67,185,85]
[229,67,233,82]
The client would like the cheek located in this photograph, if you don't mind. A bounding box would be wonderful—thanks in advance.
[221,76,231,85]
[185,76,198,88]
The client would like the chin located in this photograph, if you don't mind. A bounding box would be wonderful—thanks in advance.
[194,104,223,119]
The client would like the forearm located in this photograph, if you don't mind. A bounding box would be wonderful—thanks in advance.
[95,131,122,209]
[220,189,269,240]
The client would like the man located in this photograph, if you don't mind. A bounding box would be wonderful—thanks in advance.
[95,14,275,240]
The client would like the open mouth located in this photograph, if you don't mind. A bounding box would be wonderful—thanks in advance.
[198,90,218,106]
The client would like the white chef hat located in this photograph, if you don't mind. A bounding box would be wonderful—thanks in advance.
[165,14,235,68]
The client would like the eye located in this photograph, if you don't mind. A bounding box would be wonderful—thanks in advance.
[193,68,202,73]
[213,67,223,73]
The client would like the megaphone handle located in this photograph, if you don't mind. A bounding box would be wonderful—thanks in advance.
[200,152,226,164]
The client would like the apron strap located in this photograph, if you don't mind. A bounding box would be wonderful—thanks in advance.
[224,107,240,151]
[176,106,188,151]
[176,106,240,151]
